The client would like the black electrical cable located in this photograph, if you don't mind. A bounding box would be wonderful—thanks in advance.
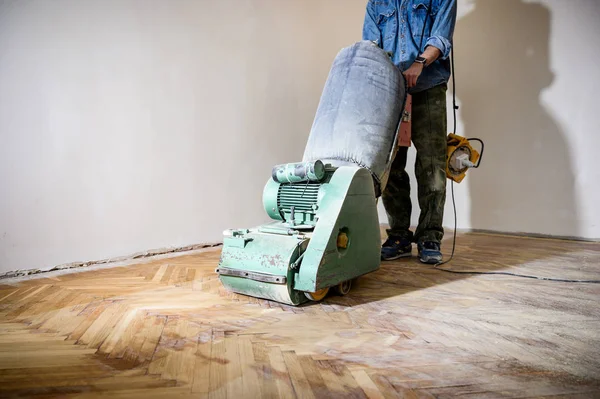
[434,48,459,267]
[467,138,484,168]
[451,51,458,134]
[432,46,600,284]
[435,180,456,267]
[432,267,600,283]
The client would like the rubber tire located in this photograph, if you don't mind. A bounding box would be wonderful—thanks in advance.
[334,280,352,296]
[304,287,329,302]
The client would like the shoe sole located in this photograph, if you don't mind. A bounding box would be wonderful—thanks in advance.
[418,255,442,264]
[381,252,413,261]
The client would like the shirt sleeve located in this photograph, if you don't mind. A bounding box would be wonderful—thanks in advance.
[362,1,382,46]
[425,0,457,59]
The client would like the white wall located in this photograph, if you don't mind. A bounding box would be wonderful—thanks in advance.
[379,0,600,240]
[1,0,599,274]
[0,0,367,273]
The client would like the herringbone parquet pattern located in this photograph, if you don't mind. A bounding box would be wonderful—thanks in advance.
[0,232,599,398]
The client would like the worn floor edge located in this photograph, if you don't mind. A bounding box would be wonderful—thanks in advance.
[2,225,597,284]
[0,245,223,285]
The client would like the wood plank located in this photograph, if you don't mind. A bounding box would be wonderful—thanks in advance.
[78,303,128,349]
[238,336,262,398]
[349,369,385,399]
[208,330,227,399]
[152,264,170,283]
[192,328,212,395]
[224,334,243,399]
[253,341,279,398]
[136,314,167,365]
[0,235,598,397]
[298,355,329,398]
[282,351,315,399]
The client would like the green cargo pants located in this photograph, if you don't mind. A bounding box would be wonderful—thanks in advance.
[382,83,447,244]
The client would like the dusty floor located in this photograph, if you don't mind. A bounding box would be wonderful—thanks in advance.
[0,232,599,398]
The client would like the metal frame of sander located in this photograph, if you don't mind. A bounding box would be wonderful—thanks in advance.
[216,160,381,305]
[216,40,407,306]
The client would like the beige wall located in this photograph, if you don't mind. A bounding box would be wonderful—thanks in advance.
[379,0,600,240]
[452,0,600,239]
[1,0,599,273]
[0,0,367,272]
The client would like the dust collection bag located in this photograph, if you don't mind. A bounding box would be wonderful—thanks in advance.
[302,40,406,195]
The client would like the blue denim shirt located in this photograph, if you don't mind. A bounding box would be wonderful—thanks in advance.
[362,0,457,93]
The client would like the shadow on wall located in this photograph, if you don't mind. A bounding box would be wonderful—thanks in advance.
[454,0,579,237]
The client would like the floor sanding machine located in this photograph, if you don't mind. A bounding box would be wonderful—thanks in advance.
[216,41,406,305]
[216,41,481,305]
[216,160,381,305]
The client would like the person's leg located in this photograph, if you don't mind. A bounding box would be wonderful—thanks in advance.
[381,146,413,260]
[410,84,448,261]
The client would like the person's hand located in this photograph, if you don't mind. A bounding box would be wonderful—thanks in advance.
[403,62,424,88]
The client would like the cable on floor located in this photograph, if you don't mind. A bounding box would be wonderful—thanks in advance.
[433,48,599,284]
[431,266,600,284]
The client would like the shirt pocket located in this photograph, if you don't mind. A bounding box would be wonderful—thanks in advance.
[411,1,437,48]
[376,5,397,53]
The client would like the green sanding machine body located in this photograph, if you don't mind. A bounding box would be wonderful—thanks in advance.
[217,162,381,305]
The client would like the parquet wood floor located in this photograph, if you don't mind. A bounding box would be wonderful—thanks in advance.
[0,232,599,398]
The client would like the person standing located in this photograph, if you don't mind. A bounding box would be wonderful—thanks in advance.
[362,0,457,263]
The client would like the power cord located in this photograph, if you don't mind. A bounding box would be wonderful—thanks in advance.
[434,48,459,267]
[432,48,600,284]
[432,267,600,284]
[467,138,484,168]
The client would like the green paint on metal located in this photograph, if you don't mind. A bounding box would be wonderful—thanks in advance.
[263,178,282,221]
[217,163,381,305]
[271,161,326,184]
[218,228,309,305]
[293,167,380,292]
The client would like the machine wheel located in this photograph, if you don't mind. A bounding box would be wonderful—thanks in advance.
[304,287,329,302]
[334,280,352,296]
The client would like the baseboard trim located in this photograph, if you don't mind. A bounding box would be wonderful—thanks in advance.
[0,242,223,280]
[4,227,597,281]
[459,228,599,243]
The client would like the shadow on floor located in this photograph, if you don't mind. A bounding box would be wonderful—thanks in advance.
[321,231,600,307]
